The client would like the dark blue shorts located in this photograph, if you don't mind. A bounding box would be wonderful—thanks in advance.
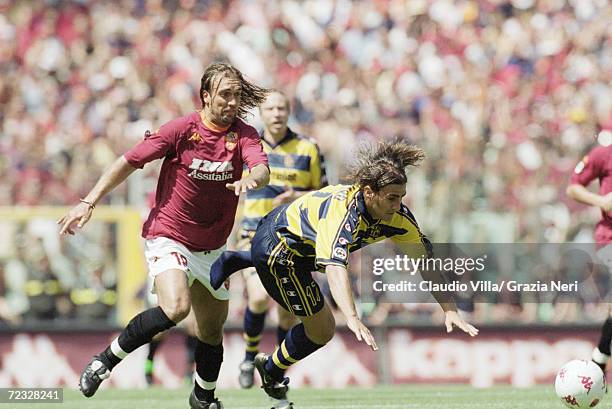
[251,206,324,317]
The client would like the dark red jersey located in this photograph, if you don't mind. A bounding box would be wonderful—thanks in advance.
[570,144,612,244]
[124,112,268,251]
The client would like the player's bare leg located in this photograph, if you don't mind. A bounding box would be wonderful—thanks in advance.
[188,280,228,409]
[277,306,297,344]
[255,303,334,409]
[240,268,269,388]
[182,308,199,383]
[79,269,189,397]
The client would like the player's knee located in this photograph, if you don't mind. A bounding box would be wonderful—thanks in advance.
[246,277,269,308]
[248,297,268,314]
[160,297,191,323]
[319,318,336,344]
[305,315,335,345]
[278,311,296,330]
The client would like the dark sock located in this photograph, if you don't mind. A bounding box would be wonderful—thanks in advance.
[193,341,223,402]
[99,306,175,370]
[265,323,324,381]
[276,325,289,347]
[243,308,266,361]
[210,250,253,289]
[598,317,612,355]
[185,335,198,377]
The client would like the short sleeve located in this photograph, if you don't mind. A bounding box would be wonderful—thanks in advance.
[124,117,185,168]
[315,198,355,268]
[390,205,433,258]
[240,125,268,170]
[570,147,605,187]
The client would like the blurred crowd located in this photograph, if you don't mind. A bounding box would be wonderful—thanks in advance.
[0,0,611,326]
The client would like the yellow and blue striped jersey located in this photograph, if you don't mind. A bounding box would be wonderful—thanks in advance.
[241,129,327,231]
[271,184,432,270]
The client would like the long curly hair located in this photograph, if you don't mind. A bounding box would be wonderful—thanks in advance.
[199,62,268,119]
[347,137,425,191]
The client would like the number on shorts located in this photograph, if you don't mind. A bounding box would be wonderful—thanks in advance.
[305,283,321,307]
[171,252,188,267]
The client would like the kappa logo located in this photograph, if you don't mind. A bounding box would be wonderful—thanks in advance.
[189,132,203,143]
[333,247,347,261]
[338,237,349,245]
[188,158,234,181]
[292,305,303,311]
[287,291,297,297]
[281,277,290,284]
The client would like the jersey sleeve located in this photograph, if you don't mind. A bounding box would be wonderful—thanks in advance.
[240,125,268,170]
[390,205,433,258]
[570,146,605,187]
[124,118,184,168]
[315,195,355,268]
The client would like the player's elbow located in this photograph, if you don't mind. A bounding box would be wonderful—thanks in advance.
[566,184,579,199]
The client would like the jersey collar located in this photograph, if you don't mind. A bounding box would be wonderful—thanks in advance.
[355,190,376,225]
[261,128,297,149]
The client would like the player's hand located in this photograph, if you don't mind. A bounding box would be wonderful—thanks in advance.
[444,310,479,337]
[346,316,379,351]
[226,177,258,196]
[57,202,94,235]
[272,187,297,207]
[599,192,612,213]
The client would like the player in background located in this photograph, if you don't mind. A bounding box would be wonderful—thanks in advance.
[58,62,270,409]
[210,139,479,409]
[236,90,327,389]
[567,131,612,373]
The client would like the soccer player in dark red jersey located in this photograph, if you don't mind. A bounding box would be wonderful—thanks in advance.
[58,62,270,409]
[567,134,612,373]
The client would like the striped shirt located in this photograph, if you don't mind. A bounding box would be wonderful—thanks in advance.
[270,184,431,270]
[240,128,327,231]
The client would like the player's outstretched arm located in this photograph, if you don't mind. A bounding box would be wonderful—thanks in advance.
[226,163,270,196]
[418,265,479,337]
[567,184,612,212]
[325,264,379,351]
[57,155,137,235]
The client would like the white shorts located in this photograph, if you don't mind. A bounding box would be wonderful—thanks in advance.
[144,236,229,301]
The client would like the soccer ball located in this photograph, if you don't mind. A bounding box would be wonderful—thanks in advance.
[555,360,606,408]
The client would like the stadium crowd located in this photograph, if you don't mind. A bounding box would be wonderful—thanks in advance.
[0,0,610,326]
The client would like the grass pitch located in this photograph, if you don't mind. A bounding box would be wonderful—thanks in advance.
[39,384,605,409]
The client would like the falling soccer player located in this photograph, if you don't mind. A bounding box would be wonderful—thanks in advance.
[210,138,479,409]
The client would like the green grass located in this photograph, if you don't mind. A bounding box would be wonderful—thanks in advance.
[19,384,609,409]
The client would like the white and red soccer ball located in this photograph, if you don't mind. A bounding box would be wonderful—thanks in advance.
[555,360,606,408]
